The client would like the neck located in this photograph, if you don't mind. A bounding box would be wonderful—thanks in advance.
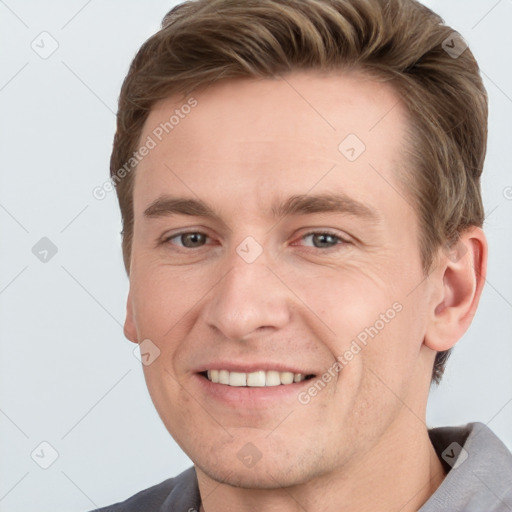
[196,418,446,512]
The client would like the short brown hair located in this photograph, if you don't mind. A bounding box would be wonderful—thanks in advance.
[110,0,488,384]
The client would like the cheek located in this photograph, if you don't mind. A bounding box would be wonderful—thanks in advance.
[280,260,400,345]
[141,361,194,442]
[283,260,426,386]
[131,264,208,339]
[350,291,429,400]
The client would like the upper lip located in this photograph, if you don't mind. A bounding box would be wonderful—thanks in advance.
[194,361,316,375]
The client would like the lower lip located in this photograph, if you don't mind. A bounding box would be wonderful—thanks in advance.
[194,373,314,407]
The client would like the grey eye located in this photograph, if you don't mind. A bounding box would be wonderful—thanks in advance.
[304,233,340,248]
[172,232,208,248]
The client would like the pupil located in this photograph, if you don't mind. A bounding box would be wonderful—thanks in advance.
[183,233,205,247]
[314,233,336,248]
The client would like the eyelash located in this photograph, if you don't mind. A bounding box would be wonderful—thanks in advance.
[298,230,349,250]
[162,230,350,251]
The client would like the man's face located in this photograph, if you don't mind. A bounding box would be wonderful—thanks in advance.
[125,72,438,487]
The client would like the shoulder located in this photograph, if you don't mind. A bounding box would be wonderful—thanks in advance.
[88,466,200,512]
[422,422,512,512]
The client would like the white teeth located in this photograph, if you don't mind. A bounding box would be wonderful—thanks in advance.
[265,370,281,386]
[219,370,229,385]
[246,371,266,387]
[205,370,308,387]
[229,371,247,387]
[280,371,294,385]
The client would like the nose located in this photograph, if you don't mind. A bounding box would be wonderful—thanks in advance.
[202,253,292,341]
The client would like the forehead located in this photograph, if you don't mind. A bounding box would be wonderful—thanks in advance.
[133,71,412,221]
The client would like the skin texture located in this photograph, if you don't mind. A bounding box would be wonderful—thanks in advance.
[124,71,487,512]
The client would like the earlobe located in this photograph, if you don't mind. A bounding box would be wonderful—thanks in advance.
[424,227,487,352]
[124,291,139,344]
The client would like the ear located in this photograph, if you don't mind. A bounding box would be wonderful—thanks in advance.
[424,227,487,352]
[124,290,139,344]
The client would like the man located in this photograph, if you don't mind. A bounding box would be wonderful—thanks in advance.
[95,0,512,510]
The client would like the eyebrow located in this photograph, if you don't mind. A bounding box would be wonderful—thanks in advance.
[144,193,379,222]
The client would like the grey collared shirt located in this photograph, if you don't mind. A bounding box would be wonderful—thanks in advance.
[90,422,512,512]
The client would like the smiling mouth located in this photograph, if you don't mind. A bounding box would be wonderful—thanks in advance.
[202,370,315,387]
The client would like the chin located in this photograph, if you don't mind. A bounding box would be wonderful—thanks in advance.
[193,441,333,490]
[196,459,314,490]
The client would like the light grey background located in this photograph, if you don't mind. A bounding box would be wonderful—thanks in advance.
[0,1,511,511]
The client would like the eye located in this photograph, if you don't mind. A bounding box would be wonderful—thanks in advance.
[300,231,347,249]
[165,232,209,248]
